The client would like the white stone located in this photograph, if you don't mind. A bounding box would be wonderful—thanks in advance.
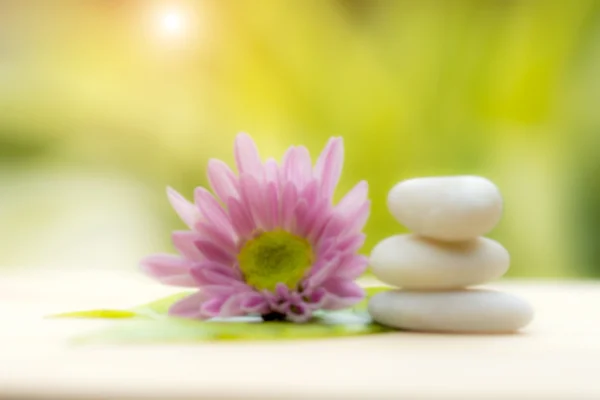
[369,234,509,290]
[387,176,503,241]
[368,289,534,333]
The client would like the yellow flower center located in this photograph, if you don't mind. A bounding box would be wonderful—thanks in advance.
[237,230,314,292]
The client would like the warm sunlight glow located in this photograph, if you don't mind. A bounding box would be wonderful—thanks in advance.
[160,10,185,35]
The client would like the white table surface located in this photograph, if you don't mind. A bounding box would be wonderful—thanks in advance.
[0,269,598,400]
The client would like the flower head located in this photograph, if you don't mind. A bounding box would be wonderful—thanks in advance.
[140,133,370,322]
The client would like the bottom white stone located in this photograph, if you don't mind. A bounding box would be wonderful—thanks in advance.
[368,289,534,333]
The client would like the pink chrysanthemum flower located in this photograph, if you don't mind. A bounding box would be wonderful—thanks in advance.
[140,133,370,322]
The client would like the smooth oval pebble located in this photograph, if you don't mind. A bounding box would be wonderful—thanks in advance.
[369,234,509,289]
[368,289,534,333]
[387,176,503,241]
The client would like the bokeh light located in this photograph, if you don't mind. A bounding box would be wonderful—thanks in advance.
[159,10,185,36]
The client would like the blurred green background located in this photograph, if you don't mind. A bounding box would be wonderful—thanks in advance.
[1,0,599,278]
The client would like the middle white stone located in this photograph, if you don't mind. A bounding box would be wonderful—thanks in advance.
[369,234,509,290]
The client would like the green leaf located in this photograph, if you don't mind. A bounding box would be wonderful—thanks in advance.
[132,291,193,317]
[50,309,140,319]
[57,285,394,343]
[48,291,194,320]
[75,310,390,344]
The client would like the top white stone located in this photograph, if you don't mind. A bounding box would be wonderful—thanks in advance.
[387,176,503,241]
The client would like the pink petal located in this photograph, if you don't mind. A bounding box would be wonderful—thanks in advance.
[333,254,368,280]
[200,297,229,318]
[197,269,241,286]
[346,201,371,233]
[336,180,368,217]
[271,300,290,315]
[281,146,297,180]
[286,303,311,323]
[311,197,361,244]
[283,146,312,189]
[261,289,279,308]
[316,237,336,258]
[306,253,341,288]
[304,200,331,241]
[292,199,308,237]
[172,231,204,261]
[140,254,197,287]
[239,174,268,231]
[275,282,291,299]
[166,187,200,229]
[295,198,327,239]
[194,187,235,237]
[317,214,347,243]
[239,292,269,313]
[264,158,280,184]
[303,287,326,310]
[190,262,243,286]
[294,146,313,185]
[287,291,302,304]
[200,284,243,298]
[321,279,364,310]
[219,294,247,317]
[168,292,204,318]
[309,219,330,247]
[299,180,319,205]
[234,132,263,177]
[195,222,237,254]
[314,137,344,200]
[337,233,366,255]
[264,182,279,230]
[207,159,239,203]
[194,240,235,265]
[227,197,255,239]
[281,182,299,231]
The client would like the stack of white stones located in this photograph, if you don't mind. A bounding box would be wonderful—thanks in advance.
[368,176,534,333]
